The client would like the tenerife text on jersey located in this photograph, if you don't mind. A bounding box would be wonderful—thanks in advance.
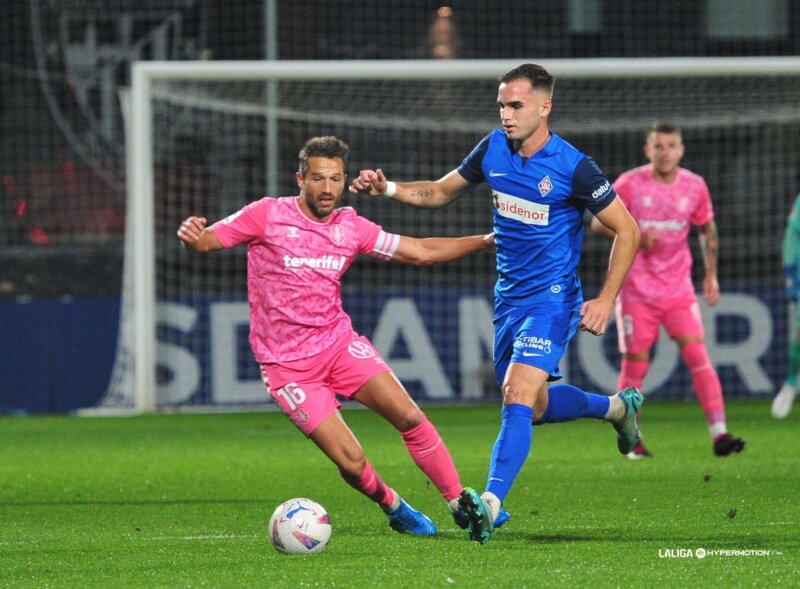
[283,255,347,270]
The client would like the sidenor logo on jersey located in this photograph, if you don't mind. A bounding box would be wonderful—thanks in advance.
[493,191,549,226]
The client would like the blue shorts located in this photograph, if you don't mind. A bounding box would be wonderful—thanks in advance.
[493,297,582,387]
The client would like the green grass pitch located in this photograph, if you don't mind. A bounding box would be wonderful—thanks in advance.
[1,400,797,588]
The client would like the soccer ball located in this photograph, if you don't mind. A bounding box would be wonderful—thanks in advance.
[269,498,332,555]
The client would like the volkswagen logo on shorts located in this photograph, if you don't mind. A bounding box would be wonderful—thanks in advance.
[348,341,375,359]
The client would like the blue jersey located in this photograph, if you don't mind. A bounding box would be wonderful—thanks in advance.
[458,129,617,305]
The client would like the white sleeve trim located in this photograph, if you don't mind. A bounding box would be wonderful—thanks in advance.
[370,230,400,260]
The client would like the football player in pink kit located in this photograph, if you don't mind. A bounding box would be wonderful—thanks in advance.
[592,121,745,458]
[177,136,497,536]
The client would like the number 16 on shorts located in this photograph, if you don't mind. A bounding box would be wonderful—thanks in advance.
[275,382,307,410]
[271,382,312,429]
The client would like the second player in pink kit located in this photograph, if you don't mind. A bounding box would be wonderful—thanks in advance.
[178,136,501,536]
[592,121,745,458]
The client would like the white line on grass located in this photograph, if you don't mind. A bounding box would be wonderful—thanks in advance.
[141,534,258,542]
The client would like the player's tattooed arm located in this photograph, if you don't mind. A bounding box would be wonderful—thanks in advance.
[394,170,469,208]
[350,168,468,208]
[699,220,720,306]
[698,220,719,275]
[409,186,436,203]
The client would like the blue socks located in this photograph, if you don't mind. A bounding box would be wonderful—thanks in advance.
[537,384,610,423]
[485,404,533,504]
[484,387,611,503]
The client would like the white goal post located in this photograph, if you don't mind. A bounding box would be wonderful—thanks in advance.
[117,57,800,413]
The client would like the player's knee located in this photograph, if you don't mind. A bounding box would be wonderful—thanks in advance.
[501,381,535,407]
[395,407,424,433]
[681,340,711,371]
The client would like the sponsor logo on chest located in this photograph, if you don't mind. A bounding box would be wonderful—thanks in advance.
[283,254,347,271]
[493,191,550,225]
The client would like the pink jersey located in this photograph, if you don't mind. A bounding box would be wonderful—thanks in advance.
[614,164,714,302]
[211,196,399,363]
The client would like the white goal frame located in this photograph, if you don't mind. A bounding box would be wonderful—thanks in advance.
[127,56,800,412]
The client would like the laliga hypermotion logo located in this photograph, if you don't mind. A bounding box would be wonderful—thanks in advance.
[31,1,205,187]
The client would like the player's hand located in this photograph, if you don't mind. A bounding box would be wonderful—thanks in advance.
[703,273,720,306]
[640,232,660,250]
[177,216,208,244]
[349,168,388,196]
[483,232,495,250]
[579,297,613,336]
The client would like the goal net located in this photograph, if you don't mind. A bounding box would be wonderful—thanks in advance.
[104,58,800,412]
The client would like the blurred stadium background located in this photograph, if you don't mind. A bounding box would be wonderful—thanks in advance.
[2,1,800,412]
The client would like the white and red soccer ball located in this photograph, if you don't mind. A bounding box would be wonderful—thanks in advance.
[269,498,332,554]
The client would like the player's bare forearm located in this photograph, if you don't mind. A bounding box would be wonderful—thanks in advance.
[600,226,639,301]
[698,221,720,305]
[593,198,641,303]
[698,220,719,276]
[177,216,224,253]
[349,168,467,208]
[581,201,640,335]
[580,234,637,336]
[394,233,494,266]
[393,181,454,208]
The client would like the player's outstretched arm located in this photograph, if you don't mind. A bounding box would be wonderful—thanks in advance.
[391,233,494,266]
[177,215,224,253]
[349,168,469,209]
[581,197,640,335]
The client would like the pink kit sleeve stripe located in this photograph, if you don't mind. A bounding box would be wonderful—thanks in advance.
[371,231,400,260]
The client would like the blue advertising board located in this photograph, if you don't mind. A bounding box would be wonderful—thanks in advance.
[1,287,785,413]
[155,286,783,406]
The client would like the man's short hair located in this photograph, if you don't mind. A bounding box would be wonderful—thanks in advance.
[298,136,350,176]
[499,64,555,96]
[649,121,682,138]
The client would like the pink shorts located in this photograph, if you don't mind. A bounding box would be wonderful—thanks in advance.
[615,295,704,355]
[259,332,390,435]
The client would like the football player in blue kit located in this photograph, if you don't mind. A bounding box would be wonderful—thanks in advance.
[350,63,642,544]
